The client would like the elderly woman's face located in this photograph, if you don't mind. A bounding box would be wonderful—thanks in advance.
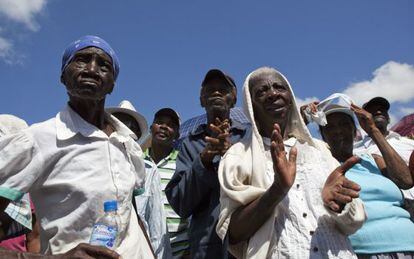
[249,72,292,125]
[61,47,115,101]
[320,113,356,157]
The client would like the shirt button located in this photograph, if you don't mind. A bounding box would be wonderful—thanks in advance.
[309,230,314,235]
[313,247,319,252]
[296,184,300,188]
[302,213,307,218]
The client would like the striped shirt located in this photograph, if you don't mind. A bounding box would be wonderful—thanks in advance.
[144,149,190,258]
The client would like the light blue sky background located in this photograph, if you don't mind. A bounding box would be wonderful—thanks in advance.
[0,1,413,128]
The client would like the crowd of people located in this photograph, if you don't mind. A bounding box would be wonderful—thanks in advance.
[0,35,413,259]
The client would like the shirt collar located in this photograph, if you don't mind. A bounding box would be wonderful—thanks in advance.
[190,119,249,136]
[387,130,401,139]
[144,148,178,163]
[56,105,135,141]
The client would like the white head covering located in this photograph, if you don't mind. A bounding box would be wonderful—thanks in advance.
[243,67,316,151]
[0,114,29,136]
[216,67,350,258]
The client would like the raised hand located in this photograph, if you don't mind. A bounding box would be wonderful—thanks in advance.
[200,118,231,169]
[322,156,361,212]
[300,101,320,125]
[271,123,297,193]
[351,103,377,136]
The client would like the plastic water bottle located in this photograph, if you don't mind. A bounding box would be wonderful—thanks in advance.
[89,200,121,249]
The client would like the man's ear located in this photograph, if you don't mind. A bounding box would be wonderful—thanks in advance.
[200,88,206,108]
[230,88,237,108]
[107,83,115,95]
[174,129,180,140]
[60,74,65,85]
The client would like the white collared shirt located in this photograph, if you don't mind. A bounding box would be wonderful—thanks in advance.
[0,105,152,257]
[354,131,414,199]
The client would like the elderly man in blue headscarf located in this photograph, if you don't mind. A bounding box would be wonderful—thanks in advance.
[0,36,154,258]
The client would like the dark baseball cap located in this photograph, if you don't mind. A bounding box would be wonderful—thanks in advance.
[154,108,181,127]
[362,97,390,111]
[201,69,237,89]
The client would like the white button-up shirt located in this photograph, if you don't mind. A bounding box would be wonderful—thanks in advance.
[0,106,152,258]
[262,137,358,259]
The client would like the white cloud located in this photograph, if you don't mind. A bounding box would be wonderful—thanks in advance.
[399,107,414,116]
[389,112,398,126]
[0,0,47,31]
[343,61,414,106]
[0,0,48,63]
[295,96,319,108]
[0,35,13,63]
[0,35,11,52]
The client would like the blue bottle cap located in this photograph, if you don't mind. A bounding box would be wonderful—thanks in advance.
[103,200,118,212]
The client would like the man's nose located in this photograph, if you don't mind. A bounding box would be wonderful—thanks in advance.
[85,59,99,74]
[211,90,223,97]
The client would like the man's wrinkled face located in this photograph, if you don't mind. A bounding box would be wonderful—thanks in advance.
[61,47,115,101]
[200,78,236,116]
[112,112,141,140]
[249,72,292,125]
[151,114,179,146]
[320,113,356,155]
[364,103,390,129]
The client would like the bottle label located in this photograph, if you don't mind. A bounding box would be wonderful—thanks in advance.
[89,223,118,249]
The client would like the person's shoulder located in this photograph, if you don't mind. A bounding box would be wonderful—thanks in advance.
[223,134,251,158]
[399,135,414,145]
[27,117,56,138]
[231,120,251,133]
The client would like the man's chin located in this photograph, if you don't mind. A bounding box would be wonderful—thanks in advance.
[207,106,230,116]
[374,119,388,129]
[152,137,173,146]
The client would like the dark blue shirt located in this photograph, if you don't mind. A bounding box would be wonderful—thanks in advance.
[165,120,249,259]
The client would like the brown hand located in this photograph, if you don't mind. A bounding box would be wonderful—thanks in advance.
[59,243,120,259]
[351,103,377,136]
[271,124,297,193]
[200,118,232,169]
[322,156,361,212]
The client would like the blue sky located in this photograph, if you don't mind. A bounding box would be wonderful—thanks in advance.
[0,0,413,128]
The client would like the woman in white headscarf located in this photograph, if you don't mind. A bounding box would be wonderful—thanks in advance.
[216,67,366,259]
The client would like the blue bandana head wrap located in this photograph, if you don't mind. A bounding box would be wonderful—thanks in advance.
[61,35,120,81]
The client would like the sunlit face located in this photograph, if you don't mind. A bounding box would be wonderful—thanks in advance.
[151,114,179,146]
[200,78,236,116]
[249,71,292,126]
[61,47,115,101]
[364,103,390,129]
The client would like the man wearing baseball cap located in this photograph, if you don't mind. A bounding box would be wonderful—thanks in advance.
[135,107,185,259]
[355,96,414,199]
[166,69,249,258]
